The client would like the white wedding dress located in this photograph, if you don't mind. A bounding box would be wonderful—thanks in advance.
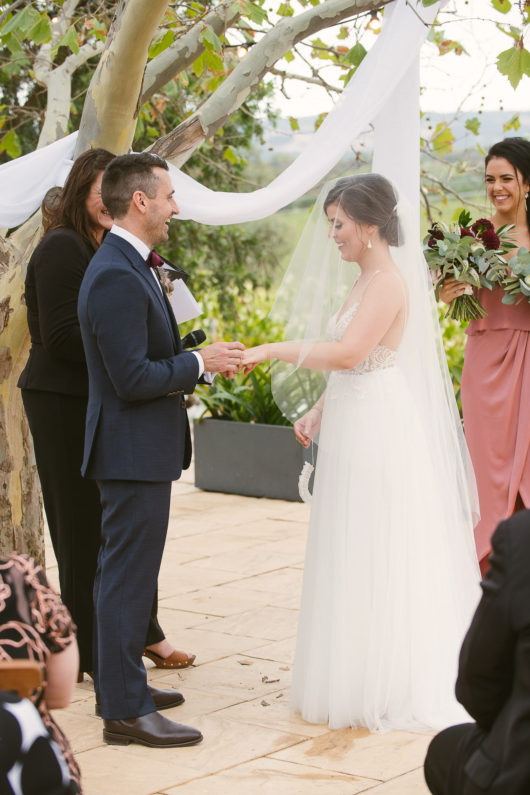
[290,299,481,733]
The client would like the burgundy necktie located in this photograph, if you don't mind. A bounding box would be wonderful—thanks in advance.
[147,249,163,270]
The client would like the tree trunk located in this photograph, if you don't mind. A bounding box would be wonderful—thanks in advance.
[0,218,44,563]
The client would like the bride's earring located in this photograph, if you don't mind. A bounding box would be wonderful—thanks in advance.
[367,239,372,249]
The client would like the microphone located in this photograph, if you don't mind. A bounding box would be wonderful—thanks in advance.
[181,329,206,349]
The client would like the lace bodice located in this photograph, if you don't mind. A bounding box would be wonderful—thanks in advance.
[327,303,397,375]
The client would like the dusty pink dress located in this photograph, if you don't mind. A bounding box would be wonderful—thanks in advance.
[462,286,530,563]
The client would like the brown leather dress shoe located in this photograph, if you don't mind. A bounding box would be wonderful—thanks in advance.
[143,647,196,669]
[95,685,184,717]
[103,711,203,747]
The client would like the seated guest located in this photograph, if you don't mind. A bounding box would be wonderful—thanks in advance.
[424,510,530,795]
[0,554,81,793]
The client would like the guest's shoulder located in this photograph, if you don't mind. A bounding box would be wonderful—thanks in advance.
[30,226,91,267]
[492,511,530,553]
[490,512,530,619]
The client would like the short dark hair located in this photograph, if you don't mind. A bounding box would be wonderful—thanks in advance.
[324,173,401,247]
[48,148,115,250]
[101,153,169,219]
[485,137,530,229]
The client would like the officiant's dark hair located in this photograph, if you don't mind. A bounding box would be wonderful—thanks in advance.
[101,153,169,219]
[485,137,530,229]
[324,174,401,247]
[48,148,115,250]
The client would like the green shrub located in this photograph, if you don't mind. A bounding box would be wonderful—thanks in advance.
[196,363,290,426]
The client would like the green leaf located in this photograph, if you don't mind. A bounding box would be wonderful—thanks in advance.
[1,32,23,54]
[457,209,472,228]
[201,25,222,52]
[27,14,52,45]
[192,53,205,78]
[289,116,299,131]
[497,45,530,89]
[0,130,21,159]
[149,29,174,59]
[492,0,512,13]
[343,42,367,67]
[222,146,239,164]
[421,0,439,5]
[235,0,268,25]
[2,54,29,77]
[56,25,80,55]
[337,26,349,40]
[503,112,520,131]
[283,49,294,63]
[314,111,327,130]
[1,5,40,38]
[432,123,455,154]
[91,19,107,42]
[277,3,294,16]
[204,48,223,73]
[465,116,480,135]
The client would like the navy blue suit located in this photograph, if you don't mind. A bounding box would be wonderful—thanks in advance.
[78,232,199,719]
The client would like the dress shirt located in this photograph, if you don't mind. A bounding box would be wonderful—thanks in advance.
[110,225,204,377]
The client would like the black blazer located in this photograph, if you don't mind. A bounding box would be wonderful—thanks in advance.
[77,232,199,482]
[455,510,530,794]
[18,227,93,397]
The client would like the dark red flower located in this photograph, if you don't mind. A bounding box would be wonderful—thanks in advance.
[480,229,500,250]
[427,226,444,248]
[460,227,474,238]
[471,218,494,236]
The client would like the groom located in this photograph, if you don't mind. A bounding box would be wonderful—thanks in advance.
[78,152,244,747]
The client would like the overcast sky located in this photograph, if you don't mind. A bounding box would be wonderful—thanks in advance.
[271,0,529,117]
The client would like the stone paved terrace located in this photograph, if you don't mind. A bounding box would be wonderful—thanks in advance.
[45,467,433,794]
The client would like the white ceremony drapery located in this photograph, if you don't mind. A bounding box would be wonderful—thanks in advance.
[0,0,442,229]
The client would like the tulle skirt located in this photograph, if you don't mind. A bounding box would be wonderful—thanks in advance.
[291,365,481,733]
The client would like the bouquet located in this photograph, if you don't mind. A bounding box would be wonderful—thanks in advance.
[423,210,516,321]
[501,247,530,305]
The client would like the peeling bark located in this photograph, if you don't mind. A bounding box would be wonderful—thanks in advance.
[0,222,44,563]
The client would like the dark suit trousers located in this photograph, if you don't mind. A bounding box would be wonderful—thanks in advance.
[425,723,486,795]
[22,390,165,672]
[94,479,172,720]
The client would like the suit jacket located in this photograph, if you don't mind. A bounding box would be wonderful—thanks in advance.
[455,510,530,794]
[18,227,93,396]
[77,232,199,482]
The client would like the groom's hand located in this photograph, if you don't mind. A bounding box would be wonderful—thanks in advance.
[198,341,245,374]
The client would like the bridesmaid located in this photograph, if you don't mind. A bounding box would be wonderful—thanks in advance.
[440,137,530,576]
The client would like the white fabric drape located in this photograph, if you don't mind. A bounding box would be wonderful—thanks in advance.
[0,0,441,229]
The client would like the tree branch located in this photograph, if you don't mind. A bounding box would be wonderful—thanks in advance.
[421,171,487,213]
[75,0,170,156]
[141,0,241,104]
[270,66,341,93]
[151,0,391,164]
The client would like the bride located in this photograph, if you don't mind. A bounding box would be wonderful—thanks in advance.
[242,173,481,733]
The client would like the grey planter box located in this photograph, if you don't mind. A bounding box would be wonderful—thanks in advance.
[193,418,314,501]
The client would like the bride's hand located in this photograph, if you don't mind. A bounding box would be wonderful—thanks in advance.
[294,407,322,448]
[241,344,271,374]
[438,277,469,305]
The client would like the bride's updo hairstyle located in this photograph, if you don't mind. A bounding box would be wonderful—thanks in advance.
[323,173,402,247]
